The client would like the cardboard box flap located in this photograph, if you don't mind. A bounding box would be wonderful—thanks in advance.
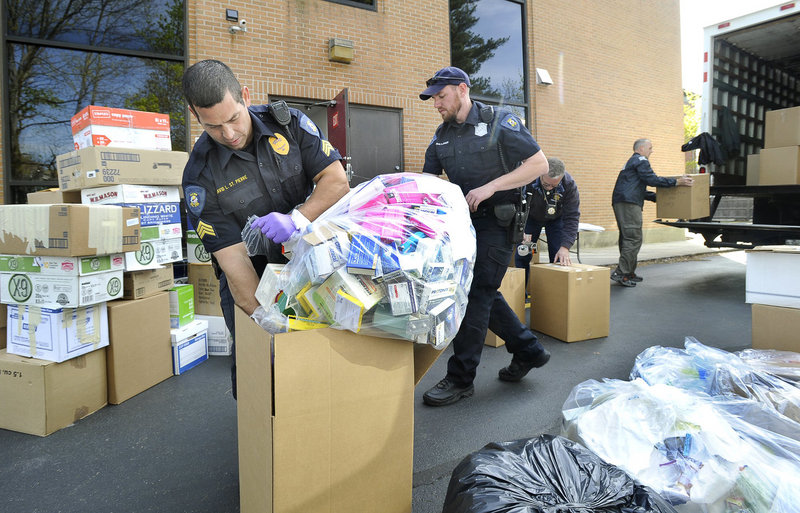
[746,245,800,254]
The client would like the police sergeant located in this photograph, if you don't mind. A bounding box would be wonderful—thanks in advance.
[181,60,349,396]
[419,66,552,407]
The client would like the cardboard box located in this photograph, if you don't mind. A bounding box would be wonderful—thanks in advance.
[746,246,800,308]
[124,237,183,271]
[235,309,442,513]
[764,106,800,148]
[0,348,107,436]
[0,204,140,256]
[80,184,181,205]
[0,254,125,276]
[170,319,208,375]
[757,146,800,185]
[751,303,800,352]
[56,147,187,191]
[196,314,232,356]
[1,304,6,350]
[746,154,760,186]
[122,263,174,299]
[0,327,5,350]
[530,263,610,342]
[6,303,109,362]
[485,267,526,347]
[71,105,171,150]
[169,284,194,328]
[188,263,222,316]
[26,188,81,204]
[106,293,173,404]
[1,270,123,307]
[186,230,211,264]
[655,173,710,219]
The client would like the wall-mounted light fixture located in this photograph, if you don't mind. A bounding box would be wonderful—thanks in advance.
[328,38,354,64]
[226,9,247,34]
[535,68,553,86]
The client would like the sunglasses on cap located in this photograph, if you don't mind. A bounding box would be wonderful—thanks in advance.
[425,75,466,87]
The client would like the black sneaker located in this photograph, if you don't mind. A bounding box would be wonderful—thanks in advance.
[627,273,643,283]
[498,349,551,382]
[611,271,636,287]
[423,377,474,406]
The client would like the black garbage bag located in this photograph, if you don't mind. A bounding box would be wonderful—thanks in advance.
[441,434,677,513]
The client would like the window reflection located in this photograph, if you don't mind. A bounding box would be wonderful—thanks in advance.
[4,0,185,203]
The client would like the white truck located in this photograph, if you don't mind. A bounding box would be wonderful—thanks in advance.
[658,2,800,248]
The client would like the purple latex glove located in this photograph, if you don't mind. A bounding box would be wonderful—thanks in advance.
[250,212,297,243]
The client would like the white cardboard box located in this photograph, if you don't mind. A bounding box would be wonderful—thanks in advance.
[124,237,183,271]
[0,254,125,276]
[6,303,109,362]
[80,184,181,205]
[195,314,232,356]
[170,319,208,375]
[745,247,800,308]
[1,270,123,307]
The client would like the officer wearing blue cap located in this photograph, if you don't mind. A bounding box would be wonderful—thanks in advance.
[420,66,552,406]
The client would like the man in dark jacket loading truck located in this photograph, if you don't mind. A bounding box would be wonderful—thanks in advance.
[611,138,693,287]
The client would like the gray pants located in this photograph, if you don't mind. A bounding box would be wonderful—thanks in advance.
[613,202,642,275]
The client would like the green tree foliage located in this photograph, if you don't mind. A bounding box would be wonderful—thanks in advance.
[449,0,509,97]
[684,90,701,173]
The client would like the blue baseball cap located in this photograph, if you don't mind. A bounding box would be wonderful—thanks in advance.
[419,67,471,100]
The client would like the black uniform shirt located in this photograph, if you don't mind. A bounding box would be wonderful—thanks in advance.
[182,104,341,254]
[422,101,541,206]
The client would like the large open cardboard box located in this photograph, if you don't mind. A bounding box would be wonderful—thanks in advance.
[235,307,441,513]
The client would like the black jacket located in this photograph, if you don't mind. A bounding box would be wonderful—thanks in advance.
[612,153,676,207]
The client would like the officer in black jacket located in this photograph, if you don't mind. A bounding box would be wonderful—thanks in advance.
[611,138,693,287]
[515,157,580,274]
[181,60,349,396]
[420,67,551,407]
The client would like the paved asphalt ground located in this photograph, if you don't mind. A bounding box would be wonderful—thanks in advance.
[0,237,752,513]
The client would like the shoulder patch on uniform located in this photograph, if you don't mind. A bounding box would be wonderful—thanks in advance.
[185,186,206,217]
[500,113,521,131]
[299,113,321,137]
[195,220,216,239]
[428,133,438,146]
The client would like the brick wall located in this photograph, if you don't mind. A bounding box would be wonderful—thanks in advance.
[530,0,685,244]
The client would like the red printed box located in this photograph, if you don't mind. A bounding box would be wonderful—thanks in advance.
[71,105,172,151]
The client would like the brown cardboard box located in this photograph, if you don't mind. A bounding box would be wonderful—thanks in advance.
[56,147,187,191]
[188,263,222,316]
[123,263,174,299]
[0,205,140,256]
[0,327,5,350]
[656,173,710,219]
[751,304,800,352]
[485,267,526,347]
[235,308,441,513]
[106,293,173,404]
[746,154,760,186]
[1,303,5,349]
[530,263,610,342]
[764,106,800,148]
[758,146,800,185]
[26,188,82,204]
[0,348,107,436]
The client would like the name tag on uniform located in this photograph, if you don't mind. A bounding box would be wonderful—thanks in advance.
[475,122,488,137]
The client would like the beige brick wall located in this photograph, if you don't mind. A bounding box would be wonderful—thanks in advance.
[530,0,685,243]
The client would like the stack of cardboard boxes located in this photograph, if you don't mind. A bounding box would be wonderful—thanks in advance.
[746,246,800,352]
[0,106,204,436]
[747,106,800,185]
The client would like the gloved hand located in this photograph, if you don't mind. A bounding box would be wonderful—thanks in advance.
[250,305,289,334]
[250,212,297,243]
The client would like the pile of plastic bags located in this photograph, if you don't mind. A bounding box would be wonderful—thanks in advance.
[251,172,476,349]
[562,338,800,512]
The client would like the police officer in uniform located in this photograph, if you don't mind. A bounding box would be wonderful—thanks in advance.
[515,157,580,275]
[419,66,551,407]
[181,60,349,396]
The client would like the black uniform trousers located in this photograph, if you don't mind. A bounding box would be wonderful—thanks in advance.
[446,215,546,386]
